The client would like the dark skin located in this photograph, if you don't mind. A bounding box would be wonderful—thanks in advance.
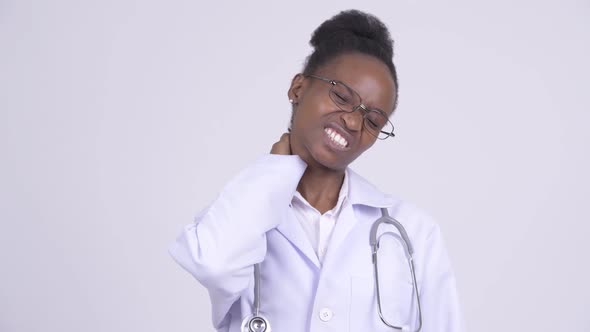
[271,52,397,214]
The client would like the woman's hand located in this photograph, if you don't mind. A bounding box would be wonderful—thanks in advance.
[270,133,292,155]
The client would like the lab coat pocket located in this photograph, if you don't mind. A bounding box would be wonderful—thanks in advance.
[350,275,414,332]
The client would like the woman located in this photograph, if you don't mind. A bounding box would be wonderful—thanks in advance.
[169,10,463,332]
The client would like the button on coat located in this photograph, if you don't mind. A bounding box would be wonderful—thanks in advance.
[168,154,463,332]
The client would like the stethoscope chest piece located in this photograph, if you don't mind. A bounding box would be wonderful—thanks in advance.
[242,209,421,332]
[241,314,271,332]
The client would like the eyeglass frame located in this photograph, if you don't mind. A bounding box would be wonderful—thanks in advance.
[304,74,396,140]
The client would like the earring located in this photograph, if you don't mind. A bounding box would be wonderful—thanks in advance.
[289,99,294,104]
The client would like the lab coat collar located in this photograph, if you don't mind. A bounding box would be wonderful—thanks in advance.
[276,209,321,268]
[346,167,395,208]
[276,167,395,269]
[320,168,396,266]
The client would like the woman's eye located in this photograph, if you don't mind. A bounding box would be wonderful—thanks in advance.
[366,119,379,129]
[366,113,385,129]
[332,92,349,104]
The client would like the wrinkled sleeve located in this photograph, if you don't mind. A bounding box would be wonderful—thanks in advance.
[168,154,307,329]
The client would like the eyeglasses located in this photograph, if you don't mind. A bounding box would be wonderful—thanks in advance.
[305,74,395,140]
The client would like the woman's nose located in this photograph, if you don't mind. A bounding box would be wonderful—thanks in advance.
[341,109,364,132]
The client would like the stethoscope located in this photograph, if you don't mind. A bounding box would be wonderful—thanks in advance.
[241,208,423,332]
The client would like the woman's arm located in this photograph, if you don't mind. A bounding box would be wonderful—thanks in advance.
[169,135,305,328]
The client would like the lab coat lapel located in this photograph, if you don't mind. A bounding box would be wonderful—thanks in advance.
[276,208,321,268]
[324,168,395,263]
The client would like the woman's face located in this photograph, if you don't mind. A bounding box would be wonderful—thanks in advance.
[288,52,397,171]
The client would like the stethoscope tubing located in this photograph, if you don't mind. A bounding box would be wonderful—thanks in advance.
[242,208,422,332]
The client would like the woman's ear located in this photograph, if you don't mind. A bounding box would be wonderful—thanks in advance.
[287,73,306,104]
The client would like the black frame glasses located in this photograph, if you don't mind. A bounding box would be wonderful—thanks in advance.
[305,74,395,140]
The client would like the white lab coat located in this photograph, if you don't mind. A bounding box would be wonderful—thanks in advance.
[169,154,463,332]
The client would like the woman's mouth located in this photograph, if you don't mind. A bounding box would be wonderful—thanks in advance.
[324,127,350,150]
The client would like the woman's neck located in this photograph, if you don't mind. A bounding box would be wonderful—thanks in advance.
[296,166,345,214]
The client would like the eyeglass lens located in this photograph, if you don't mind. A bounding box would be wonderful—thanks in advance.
[329,83,393,139]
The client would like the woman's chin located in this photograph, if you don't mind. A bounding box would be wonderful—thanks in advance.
[309,148,350,171]
[293,138,353,171]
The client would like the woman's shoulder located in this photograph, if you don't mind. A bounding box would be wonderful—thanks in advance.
[347,167,441,236]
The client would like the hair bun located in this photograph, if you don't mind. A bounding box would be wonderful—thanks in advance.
[310,10,393,59]
[302,9,398,106]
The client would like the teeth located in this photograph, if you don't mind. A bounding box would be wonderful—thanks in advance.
[324,127,348,147]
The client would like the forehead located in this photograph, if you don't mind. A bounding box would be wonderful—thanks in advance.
[314,52,397,114]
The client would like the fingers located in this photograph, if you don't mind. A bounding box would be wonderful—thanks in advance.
[280,132,290,143]
[270,133,292,155]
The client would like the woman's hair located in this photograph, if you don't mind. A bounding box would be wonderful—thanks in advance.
[303,10,398,95]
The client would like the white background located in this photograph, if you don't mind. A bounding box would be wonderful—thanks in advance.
[1,0,589,331]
